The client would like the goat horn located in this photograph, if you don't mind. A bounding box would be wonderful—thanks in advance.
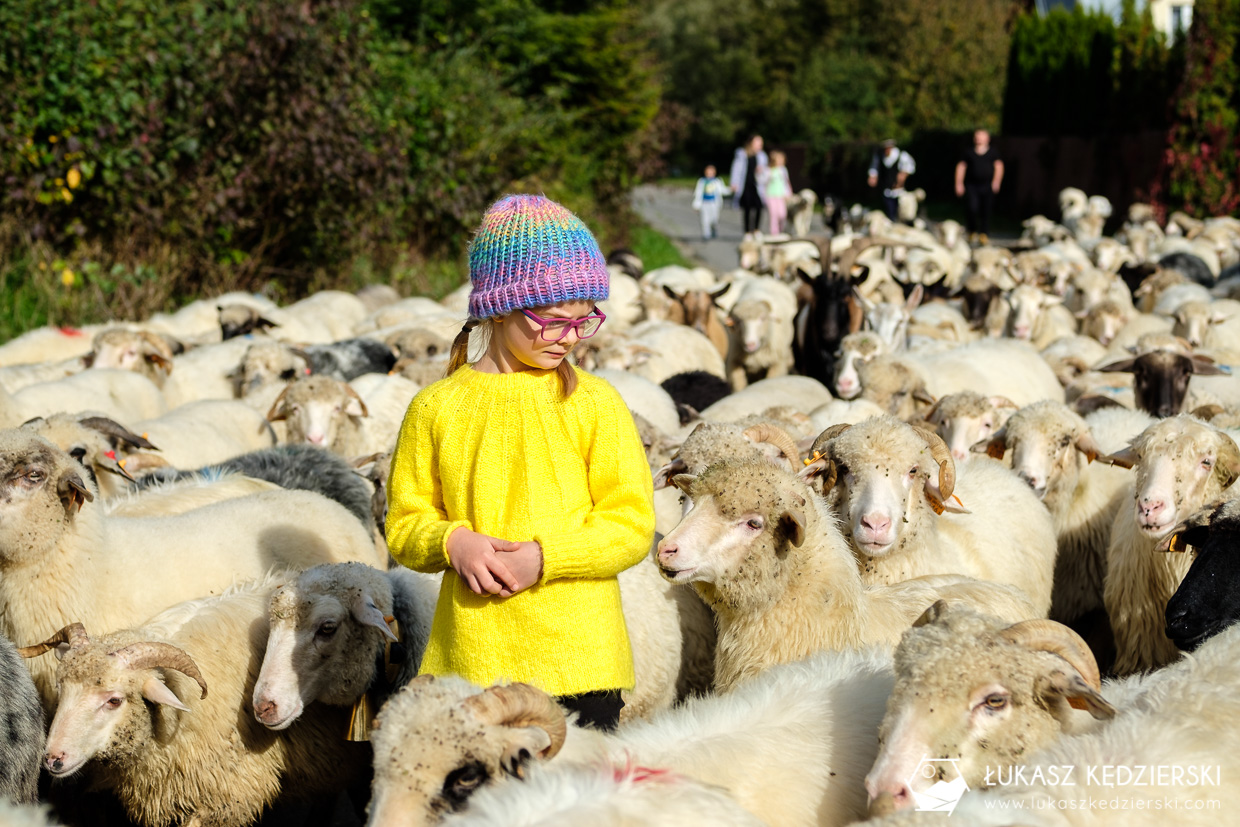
[79,416,159,451]
[110,642,208,699]
[344,383,370,418]
[809,423,853,457]
[742,424,801,464]
[910,425,955,503]
[999,619,1102,691]
[464,683,567,760]
[18,623,90,658]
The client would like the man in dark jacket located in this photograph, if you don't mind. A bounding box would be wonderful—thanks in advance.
[955,129,1005,246]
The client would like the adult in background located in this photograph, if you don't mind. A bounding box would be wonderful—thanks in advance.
[730,134,768,237]
[955,129,1004,246]
[867,138,916,223]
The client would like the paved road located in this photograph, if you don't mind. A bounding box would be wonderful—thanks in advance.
[632,183,825,273]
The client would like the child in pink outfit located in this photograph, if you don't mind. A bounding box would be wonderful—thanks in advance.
[763,151,792,235]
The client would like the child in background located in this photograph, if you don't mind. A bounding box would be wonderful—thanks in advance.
[385,194,656,731]
[764,150,792,235]
[692,164,728,240]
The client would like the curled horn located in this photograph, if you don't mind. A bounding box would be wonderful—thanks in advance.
[18,623,90,658]
[110,641,208,699]
[265,385,293,422]
[79,416,159,450]
[464,683,567,760]
[808,423,853,459]
[999,619,1102,691]
[1213,432,1240,492]
[742,424,801,464]
[910,425,955,503]
[138,331,175,362]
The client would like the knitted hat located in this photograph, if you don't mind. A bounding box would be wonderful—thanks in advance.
[467,194,609,320]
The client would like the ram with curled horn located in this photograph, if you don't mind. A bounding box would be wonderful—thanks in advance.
[803,414,1057,616]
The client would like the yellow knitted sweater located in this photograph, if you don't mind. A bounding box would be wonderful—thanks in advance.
[385,364,656,696]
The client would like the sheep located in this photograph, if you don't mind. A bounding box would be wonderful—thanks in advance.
[0,632,42,805]
[659,371,731,422]
[651,417,804,492]
[1002,284,1078,346]
[128,400,277,471]
[857,356,937,420]
[134,444,378,529]
[13,369,167,422]
[104,473,284,518]
[655,456,1036,691]
[784,188,817,238]
[253,558,714,733]
[793,250,865,386]
[921,391,1017,463]
[440,762,764,827]
[84,328,176,387]
[217,302,281,340]
[0,802,58,827]
[1096,335,1229,417]
[807,416,1058,616]
[160,337,255,406]
[266,373,419,457]
[662,287,731,360]
[808,397,888,432]
[366,648,896,827]
[385,326,454,363]
[977,403,1154,629]
[1161,497,1240,652]
[596,270,643,332]
[864,602,1119,811]
[724,278,799,390]
[299,337,399,381]
[833,330,886,399]
[0,324,101,368]
[22,583,367,827]
[586,321,726,384]
[856,285,922,353]
[697,375,832,423]
[868,617,1240,825]
[0,429,383,706]
[1100,414,1240,674]
[19,413,158,499]
[251,562,438,733]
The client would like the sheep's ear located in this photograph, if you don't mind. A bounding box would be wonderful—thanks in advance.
[344,397,368,417]
[141,676,191,712]
[1074,432,1103,463]
[1097,358,1137,374]
[1189,356,1229,377]
[351,594,397,642]
[122,452,170,473]
[912,599,950,628]
[1156,524,1206,555]
[1096,447,1137,469]
[974,435,1007,459]
[144,352,174,371]
[780,508,805,548]
[499,728,553,780]
[256,316,279,331]
[57,470,93,514]
[1035,670,1115,722]
[653,457,687,490]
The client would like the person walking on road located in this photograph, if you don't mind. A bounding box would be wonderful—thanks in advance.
[955,129,1004,246]
[692,164,728,240]
[764,151,793,235]
[730,134,768,237]
[867,138,916,223]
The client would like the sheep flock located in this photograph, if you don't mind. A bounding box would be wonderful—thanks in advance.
[2,191,1240,827]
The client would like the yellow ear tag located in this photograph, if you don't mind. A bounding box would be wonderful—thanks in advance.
[118,459,127,469]
[1167,532,1189,554]
[803,451,823,467]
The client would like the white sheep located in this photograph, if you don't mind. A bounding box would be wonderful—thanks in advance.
[589,369,682,437]
[266,373,419,457]
[13,369,167,422]
[85,328,176,387]
[698,375,832,423]
[1101,414,1240,674]
[808,416,1058,616]
[0,430,383,707]
[366,647,896,827]
[22,580,368,827]
[586,321,726,384]
[655,455,1036,691]
[833,330,887,399]
[441,762,764,827]
[977,403,1154,626]
[0,325,101,368]
[922,391,1017,463]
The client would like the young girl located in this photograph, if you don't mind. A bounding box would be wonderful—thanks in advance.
[764,150,792,235]
[386,194,656,730]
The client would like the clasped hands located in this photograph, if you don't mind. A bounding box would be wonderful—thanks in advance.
[446,527,543,598]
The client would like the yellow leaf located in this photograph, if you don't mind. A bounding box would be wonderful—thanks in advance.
[67,168,81,189]
[60,188,73,203]
[61,268,76,287]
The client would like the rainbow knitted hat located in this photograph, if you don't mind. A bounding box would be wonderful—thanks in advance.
[467,194,609,320]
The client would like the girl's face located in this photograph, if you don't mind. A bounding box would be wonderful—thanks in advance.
[493,298,598,371]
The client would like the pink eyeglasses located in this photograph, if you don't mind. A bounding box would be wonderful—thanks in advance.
[520,308,607,342]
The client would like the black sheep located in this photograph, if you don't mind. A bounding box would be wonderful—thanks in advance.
[1163,497,1240,651]
[661,371,731,423]
[0,632,43,803]
[302,338,397,382]
[1159,251,1215,288]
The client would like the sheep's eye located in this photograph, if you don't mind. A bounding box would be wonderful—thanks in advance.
[105,697,122,709]
[983,694,1007,710]
[290,405,301,414]
[746,518,764,531]
[443,762,489,807]
[908,466,919,477]
[316,621,338,638]
[426,345,439,356]
[1202,458,1214,468]
[25,470,43,483]
[279,369,296,380]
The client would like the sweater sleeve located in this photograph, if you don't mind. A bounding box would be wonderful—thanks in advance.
[534,385,656,582]
[385,392,472,574]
